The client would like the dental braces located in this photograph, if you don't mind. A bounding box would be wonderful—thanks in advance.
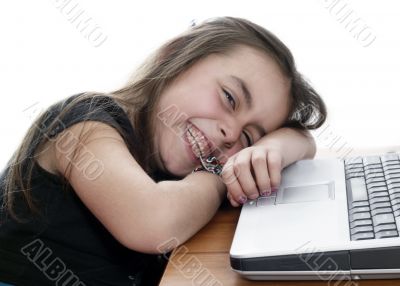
[188,129,224,176]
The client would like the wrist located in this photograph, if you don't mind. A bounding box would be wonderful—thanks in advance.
[185,171,226,201]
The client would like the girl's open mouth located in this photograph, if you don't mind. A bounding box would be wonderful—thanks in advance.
[184,122,213,159]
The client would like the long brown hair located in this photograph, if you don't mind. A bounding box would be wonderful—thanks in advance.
[1,16,326,220]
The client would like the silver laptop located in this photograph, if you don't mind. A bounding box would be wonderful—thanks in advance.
[230,152,400,281]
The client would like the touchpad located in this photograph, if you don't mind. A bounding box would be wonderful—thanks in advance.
[276,181,335,204]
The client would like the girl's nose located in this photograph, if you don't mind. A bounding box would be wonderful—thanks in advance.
[219,122,241,149]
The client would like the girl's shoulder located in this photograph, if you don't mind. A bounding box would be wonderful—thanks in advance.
[33,92,144,182]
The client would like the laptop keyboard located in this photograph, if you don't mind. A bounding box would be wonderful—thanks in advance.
[345,153,400,241]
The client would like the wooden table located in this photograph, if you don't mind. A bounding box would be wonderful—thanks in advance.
[159,146,400,285]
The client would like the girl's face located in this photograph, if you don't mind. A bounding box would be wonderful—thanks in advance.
[153,45,291,177]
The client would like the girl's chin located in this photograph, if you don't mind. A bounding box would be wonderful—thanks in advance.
[163,161,192,177]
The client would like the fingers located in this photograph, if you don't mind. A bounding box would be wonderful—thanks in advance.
[234,151,260,200]
[221,161,248,206]
[266,150,282,190]
[227,192,240,207]
[223,150,264,205]
[222,147,283,207]
[251,149,271,196]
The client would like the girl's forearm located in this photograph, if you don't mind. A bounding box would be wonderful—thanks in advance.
[155,171,226,249]
[256,127,316,169]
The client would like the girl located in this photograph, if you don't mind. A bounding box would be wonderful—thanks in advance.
[0,17,326,285]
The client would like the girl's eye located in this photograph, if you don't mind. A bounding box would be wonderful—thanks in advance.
[223,88,253,147]
[243,131,253,147]
[223,89,236,109]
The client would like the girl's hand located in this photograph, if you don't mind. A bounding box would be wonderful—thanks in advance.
[221,143,284,207]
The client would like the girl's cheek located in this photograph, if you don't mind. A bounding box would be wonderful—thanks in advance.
[203,95,225,118]
[190,91,222,114]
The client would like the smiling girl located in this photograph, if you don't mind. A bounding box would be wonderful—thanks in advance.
[0,17,326,285]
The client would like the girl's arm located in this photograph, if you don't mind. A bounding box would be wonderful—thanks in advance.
[52,121,225,254]
[221,127,316,207]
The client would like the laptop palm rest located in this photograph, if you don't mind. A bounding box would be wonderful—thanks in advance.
[277,182,335,204]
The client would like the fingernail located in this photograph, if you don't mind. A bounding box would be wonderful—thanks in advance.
[260,191,269,197]
[271,187,279,193]
[239,196,247,204]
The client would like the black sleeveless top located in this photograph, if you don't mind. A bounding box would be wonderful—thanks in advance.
[0,93,168,286]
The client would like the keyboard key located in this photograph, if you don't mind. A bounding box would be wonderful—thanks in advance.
[374,223,397,233]
[351,225,373,235]
[372,213,395,227]
[390,192,400,199]
[370,201,391,210]
[370,196,390,204]
[345,167,364,175]
[352,232,375,240]
[350,201,370,209]
[363,156,381,166]
[350,212,371,222]
[371,207,393,216]
[383,164,400,170]
[366,176,386,184]
[394,210,400,217]
[396,216,400,232]
[367,182,388,189]
[391,198,400,206]
[347,178,368,202]
[388,182,400,189]
[386,173,400,181]
[345,168,364,177]
[349,206,370,215]
[364,161,383,167]
[350,219,373,229]
[365,166,384,174]
[384,169,400,176]
[392,204,400,212]
[388,188,400,195]
[366,175,385,182]
[346,166,364,171]
[346,172,365,180]
[381,153,399,162]
[387,178,400,185]
[345,157,363,165]
[345,166,364,173]
[367,186,388,195]
[369,191,389,200]
[382,162,400,169]
[366,170,384,176]
[375,230,398,239]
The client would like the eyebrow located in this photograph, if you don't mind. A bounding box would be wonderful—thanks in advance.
[229,75,268,138]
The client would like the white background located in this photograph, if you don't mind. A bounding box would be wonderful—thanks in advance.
[1,0,399,169]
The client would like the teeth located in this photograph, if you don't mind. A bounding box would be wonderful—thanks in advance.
[186,124,210,159]
[189,137,202,158]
